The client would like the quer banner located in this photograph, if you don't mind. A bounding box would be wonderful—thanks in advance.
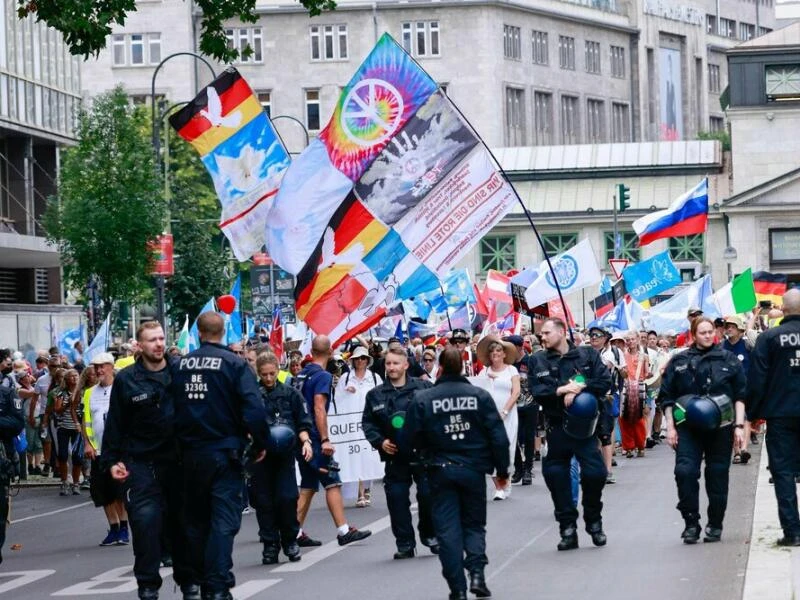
[327,404,384,484]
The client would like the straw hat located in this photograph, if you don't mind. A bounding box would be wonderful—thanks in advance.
[348,345,373,368]
[476,335,518,366]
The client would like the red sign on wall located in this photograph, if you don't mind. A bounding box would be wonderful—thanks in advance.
[149,234,174,277]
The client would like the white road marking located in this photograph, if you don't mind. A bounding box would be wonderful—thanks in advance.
[0,570,55,594]
[11,501,92,524]
[232,579,282,599]
[272,512,396,573]
[486,522,555,582]
[51,565,143,595]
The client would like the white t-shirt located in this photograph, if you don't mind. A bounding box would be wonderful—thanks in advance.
[33,372,50,417]
[88,382,113,454]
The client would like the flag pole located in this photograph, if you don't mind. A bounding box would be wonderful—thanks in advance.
[437,96,573,341]
[439,281,454,331]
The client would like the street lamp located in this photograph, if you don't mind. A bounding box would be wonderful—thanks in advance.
[270,114,310,154]
[150,52,216,332]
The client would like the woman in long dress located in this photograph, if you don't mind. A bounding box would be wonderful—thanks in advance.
[475,336,520,501]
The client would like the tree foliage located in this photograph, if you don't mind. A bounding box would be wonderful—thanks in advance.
[164,124,229,326]
[44,86,166,310]
[18,0,338,62]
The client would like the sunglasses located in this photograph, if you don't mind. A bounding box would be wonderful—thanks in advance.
[423,357,434,362]
[589,333,606,339]
[353,356,369,361]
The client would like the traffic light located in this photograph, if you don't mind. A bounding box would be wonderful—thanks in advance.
[617,183,631,212]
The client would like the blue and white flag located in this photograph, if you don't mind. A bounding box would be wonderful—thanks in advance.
[598,276,612,295]
[524,239,602,308]
[645,275,719,334]
[587,299,629,332]
[225,275,243,345]
[440,269,476,309]
[58,326,83,357]
[189,298,216,352]
[622,251,682,303]
[84,314,110,364]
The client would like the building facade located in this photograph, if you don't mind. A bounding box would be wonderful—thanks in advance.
[0,2,83,352]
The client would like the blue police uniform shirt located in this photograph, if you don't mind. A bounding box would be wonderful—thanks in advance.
[297,363,332,441]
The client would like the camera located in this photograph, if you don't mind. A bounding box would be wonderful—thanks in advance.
[759,300,773,310]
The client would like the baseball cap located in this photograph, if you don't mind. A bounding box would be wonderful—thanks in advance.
[90,352,115,365]
[724,315,746,331]
[687,306,703,317]
[503,335,524,347]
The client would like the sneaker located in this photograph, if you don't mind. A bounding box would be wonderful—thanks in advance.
[356,496,367,508]
[740,451,752,465]
[117,527,130,545]
[242,506,252,515]
[637,449,645,458]
[606,473,616,484]
[41,464,51,476]
[611,459,618,467]
[80,478,91,490]
[503,485,512,498]
[71,484,80,495]
[750,432,759,445]
[59,482,69,496]
[99,530,119,546]
[297,533,322,547]
[492,489,506,501]
[337,527,372,546]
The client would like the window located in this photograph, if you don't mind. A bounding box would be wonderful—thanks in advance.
[257,91,271,118]
[305,90,320,131]
[739,22,755,41]
[719,18,736,39]
[604,231,640,262]
[611,102,630,142]
[610,45,625,78]
[534,91,553,145]
[505,87,526,146]
[504,25,521,60]
[766,65,800,101]
[310,25,348,61]
[709,116,724,132]
[559,36,575,70]
[532,30,548,65]
[586,99,605,143]
[541,233,578,256]
[708,64,721,93]
[585,41,601,74]
[758,26,772,37]
[130,34,144,65]
[148,33,161,64]
[225,27,262,63]
[401,21,440,57]
[669,235,704,262]
[480,236,516,273]
[706,14,716,35]
[112,34,125,66]
[560,95,579,145]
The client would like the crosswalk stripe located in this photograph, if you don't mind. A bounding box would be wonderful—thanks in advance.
[232,579,282,599]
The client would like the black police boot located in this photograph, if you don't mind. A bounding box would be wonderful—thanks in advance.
[261,543,280,565]
[557,524,579,551]
[393,547,416,560]
[448,591,468,600]
[703,526,722,543]
[586,521,607,547]
[180,584,201,600]
[203,593,233,600]
[521,468,533,485]
[284,541,302,562]
[469,570,492,598]
[160,554,173,568]
[421,536,440,555]
[138,588,159,600]
[681,517,701,545]
[777,534,800,547]
[510,470,523,485]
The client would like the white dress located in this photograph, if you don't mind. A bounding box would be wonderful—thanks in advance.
[476,364,519,468]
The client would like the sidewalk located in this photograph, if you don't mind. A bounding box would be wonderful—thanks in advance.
[743,444,800,600]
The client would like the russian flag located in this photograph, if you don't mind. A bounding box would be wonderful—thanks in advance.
[633,178,708,247]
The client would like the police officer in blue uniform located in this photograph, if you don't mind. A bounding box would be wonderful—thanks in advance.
[527,318,612,551]
[103,321,197,600]
[171,312,269,600]
[660,316,746,544]
[0,349,24,565]
[405,347,509,600]
[250,352,313,565]
[363,346,436,559]
[747,289,800,546]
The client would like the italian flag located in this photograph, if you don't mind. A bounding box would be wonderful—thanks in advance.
[713,268,757,316]
[176,315,190,355]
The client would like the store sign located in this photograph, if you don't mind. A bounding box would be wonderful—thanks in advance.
[770,229,800,264]
[643,0,703,26]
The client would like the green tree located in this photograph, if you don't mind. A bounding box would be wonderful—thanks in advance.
[44,86,166,310]
[17,0,337,62]
[164,125,229,326]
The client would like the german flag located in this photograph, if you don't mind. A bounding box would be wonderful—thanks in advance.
[169,67,264,157]
[589,290,615,318]
[753,271,788,306]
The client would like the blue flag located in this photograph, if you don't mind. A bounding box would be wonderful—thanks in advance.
[646,275,719,334]
[622,250,682,303]
[599,276,612,295]
[394,319,406,343]
[225,276,242,345]
[84,314,110,364]
[58,326,83,357]
[189,298,216,351]
[587,299,629,332]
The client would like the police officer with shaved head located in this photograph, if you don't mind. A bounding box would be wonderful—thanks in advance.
[172,312,269,600]
[748,288,800,547]
[405,347,510,600]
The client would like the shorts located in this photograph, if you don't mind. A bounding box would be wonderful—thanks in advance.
[89,458,122,507]
[298,440,342,490]
[56,428,83,463]
[25,417,43,454]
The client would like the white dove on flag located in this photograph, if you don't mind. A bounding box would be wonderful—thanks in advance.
[200,87,243,129]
